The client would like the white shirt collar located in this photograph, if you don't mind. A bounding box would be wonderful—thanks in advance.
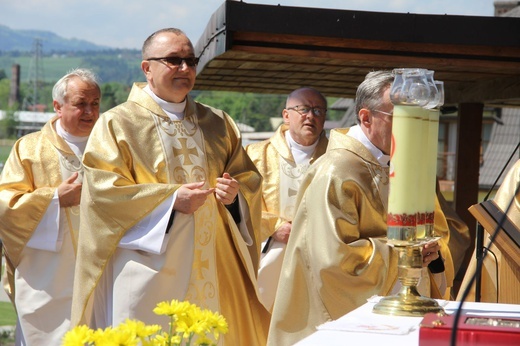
[347,125,390,167]
[56,119,89,156]
[144,85,186,120]
[285,130,319,165]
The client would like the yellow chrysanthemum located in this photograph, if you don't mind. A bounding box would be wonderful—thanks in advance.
[149,331,170,346]
[210,313,229,339]
[194,334,213,346]
[119,319,161,340]
[62,299,228,346]
[153,299,194,319]
[88,325,138,346]
[61,325,93,346]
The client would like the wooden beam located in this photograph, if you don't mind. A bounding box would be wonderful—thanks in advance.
[454,103,484,284]
[446,76,520,104]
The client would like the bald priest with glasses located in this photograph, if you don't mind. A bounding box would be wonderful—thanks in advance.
[246,87,329,312]
[71,28,270,345]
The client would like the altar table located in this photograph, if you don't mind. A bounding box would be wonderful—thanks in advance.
[295,298,520,345]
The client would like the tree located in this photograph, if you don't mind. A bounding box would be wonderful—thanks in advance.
[194,91,285,131]
[0,78,10,110]
[100,82,131,112]
[0,108,20,139]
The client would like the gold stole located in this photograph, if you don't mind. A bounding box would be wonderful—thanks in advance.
[279,158,310,220]
[57,148,83,254]
[152,113,219,311]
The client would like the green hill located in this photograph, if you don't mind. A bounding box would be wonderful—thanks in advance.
[0,51,145,85]
[0,24,109,52]
[0,24,144,85]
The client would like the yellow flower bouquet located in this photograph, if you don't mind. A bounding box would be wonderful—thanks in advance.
[62,299,228,346]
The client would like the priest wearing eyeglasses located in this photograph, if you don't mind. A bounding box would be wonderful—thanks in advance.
[70,28,270,345]
[245,87,329,313]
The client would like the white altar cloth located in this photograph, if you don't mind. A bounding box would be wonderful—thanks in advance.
[295,297,520,345]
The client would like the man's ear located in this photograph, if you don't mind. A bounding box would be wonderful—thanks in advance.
[282,109,290,124]
[53,100,62,116]
[141,60,150,74]
[359,108,371,127]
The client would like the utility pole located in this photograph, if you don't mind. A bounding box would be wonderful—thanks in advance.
[22,38,45,111]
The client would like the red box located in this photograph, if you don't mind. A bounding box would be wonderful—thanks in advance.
[419,312,520,346]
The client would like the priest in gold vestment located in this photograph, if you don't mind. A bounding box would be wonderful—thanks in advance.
[246,87,329,312]
[0,69,101,345]
[267,71,454,346]
[71,28,270,345]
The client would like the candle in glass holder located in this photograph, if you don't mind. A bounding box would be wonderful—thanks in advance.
[423,80,443,238]
[423,107,440,238]
[416,106,431,239]
[387,104,427,245]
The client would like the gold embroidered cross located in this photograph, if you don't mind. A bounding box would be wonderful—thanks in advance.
[193,249,209,280]
[173,138,198,165]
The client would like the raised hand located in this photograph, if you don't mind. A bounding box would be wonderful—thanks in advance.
[215,172,239,205]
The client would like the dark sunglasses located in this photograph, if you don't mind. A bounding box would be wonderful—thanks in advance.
[147,56,200,67]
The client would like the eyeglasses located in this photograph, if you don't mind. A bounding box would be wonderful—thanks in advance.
[147,56,200,67]
[287,105,327,117]
[372,109,393,117]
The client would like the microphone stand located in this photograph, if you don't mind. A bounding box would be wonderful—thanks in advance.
[474,140,519,301]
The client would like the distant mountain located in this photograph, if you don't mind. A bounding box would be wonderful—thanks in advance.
[0,24,111,52]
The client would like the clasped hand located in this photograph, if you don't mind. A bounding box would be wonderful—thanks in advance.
[174,173,239,214]
[422,241,441,267]
[58,172,82,207]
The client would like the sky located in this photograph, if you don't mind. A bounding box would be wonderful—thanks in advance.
[0,0,496,50]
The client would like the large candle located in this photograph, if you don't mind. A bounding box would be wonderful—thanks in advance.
[387,105,429,245]
[424,108,440,238]
[416,106,432,239]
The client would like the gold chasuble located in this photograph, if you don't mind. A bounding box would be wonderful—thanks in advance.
[267,128,454,346]
[246,124,328,241]
[246,125,328,311]
[0,116,81,345]
[71,83,269,345]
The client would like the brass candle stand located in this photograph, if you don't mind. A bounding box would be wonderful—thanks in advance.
[372,239,444,317]
[373,68,445,317]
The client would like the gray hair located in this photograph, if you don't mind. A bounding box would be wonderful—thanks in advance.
[52,68,100,105]
[354,70,394,122]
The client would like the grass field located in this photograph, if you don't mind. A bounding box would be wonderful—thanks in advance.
[0,146,12,164]
[0,261,16,327]
[0,302,16,327]
[0,55,84,83]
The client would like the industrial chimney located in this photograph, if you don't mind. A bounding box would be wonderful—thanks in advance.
[8,64,21,108]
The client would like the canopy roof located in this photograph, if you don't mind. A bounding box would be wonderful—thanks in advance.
[193,1,520,281]
[194,1,520,107]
